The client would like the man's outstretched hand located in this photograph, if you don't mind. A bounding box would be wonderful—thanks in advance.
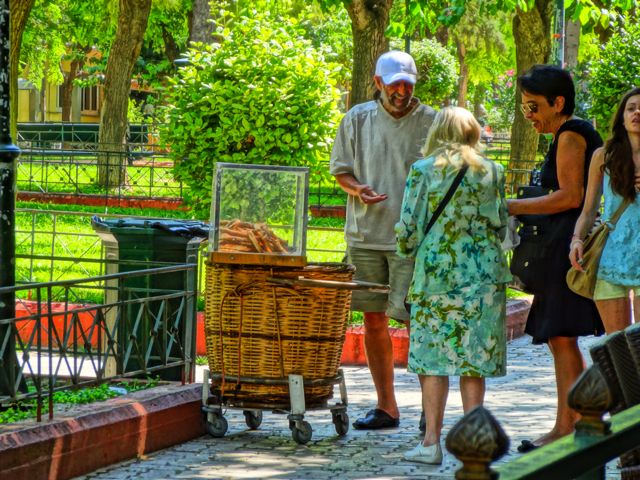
[356,184,388,204]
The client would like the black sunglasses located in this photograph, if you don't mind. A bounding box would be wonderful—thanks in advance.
[520,102,539,114]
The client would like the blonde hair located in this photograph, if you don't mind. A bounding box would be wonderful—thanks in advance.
[421,106,484,170]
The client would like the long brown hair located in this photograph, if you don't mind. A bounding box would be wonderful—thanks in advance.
[603,87,640,201]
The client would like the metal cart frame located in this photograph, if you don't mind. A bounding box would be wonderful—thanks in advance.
[201,368,349,444]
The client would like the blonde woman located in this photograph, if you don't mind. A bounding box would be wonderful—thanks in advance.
[396,107,510,464]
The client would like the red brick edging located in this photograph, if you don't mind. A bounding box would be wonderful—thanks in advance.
[17,192,185,211]
[0,385,204,480]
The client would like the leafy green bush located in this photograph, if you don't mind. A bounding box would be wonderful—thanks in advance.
[161,10,342,219]
[588,21,640,135]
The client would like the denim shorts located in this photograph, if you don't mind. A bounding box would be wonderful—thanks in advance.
[345,246,414,321]
[593,278,640,301]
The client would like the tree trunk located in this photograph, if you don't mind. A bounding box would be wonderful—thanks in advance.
[508,1,553,193]
[161,25,180,63]
[61,57,83,122]
[564,19,580,69]
[188,0,214,44]
[456,39,468,108]
[9,0,35,139]
[346,0,393,107]
[473,85,487,120]
[98,0,152,187]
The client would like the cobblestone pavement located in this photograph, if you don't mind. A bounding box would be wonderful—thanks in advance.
[77,335,621,480]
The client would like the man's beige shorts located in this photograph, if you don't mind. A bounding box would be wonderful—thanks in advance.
[345,246,414,322]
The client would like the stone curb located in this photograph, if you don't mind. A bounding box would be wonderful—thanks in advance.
[0,384,204,480]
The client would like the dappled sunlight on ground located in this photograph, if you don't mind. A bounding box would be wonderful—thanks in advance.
[80,335,619,479]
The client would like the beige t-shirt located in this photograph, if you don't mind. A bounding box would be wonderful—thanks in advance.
[330,99,435,250]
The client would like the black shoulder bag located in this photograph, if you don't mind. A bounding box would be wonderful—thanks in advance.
[509,185,556,294]
[404,165,469,313]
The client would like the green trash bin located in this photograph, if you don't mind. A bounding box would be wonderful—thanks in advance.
[91,217,208,382]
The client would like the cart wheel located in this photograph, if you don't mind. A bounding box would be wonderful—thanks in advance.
[291,420,312,445]
[206,413,228,438]
[243,410,263,430]
[332,411,349,436]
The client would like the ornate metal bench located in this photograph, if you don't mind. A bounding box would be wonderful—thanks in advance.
[445,322,640,479]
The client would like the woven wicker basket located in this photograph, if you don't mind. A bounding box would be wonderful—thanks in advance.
[204,262,355,407]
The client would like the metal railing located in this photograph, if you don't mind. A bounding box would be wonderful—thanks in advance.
[17,149,183,201]
[17,122,152,149]
[0,265,197,419]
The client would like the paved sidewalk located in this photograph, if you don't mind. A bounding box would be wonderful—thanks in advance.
[77,335,621,480]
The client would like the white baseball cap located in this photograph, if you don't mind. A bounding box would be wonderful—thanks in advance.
[375,51,417,85]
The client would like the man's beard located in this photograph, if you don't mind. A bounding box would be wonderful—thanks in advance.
[381,89,412,113]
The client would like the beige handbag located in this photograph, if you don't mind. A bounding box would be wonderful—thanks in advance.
[566,199,631,299]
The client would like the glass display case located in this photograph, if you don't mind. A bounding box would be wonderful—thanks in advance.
[209,162,309,266]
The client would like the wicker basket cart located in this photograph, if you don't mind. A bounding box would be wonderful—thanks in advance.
[203,162,389,443]
[202,261,388,444]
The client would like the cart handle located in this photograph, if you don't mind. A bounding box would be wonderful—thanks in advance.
[267,276,390,293]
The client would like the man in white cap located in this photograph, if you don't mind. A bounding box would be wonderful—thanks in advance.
[330,51,436,430]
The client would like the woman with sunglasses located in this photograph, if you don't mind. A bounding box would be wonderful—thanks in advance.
[507,65,604,452]
[569,87,640,331]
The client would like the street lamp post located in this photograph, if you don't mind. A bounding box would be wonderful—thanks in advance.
[0,0,20,396]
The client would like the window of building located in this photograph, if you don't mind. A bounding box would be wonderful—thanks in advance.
[81,85,100,113]
[57,85,64,110]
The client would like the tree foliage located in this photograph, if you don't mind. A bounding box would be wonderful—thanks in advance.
[8,0,36,138]
[161,10,343,219]
[19,0,66,90]
[485,69,517,131]
[21,0,113,123]
[588,19,640,134]
[449,3,511,106]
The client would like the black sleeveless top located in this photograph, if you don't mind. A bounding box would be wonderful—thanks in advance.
[525,118,604,344]
[538,118,603,239]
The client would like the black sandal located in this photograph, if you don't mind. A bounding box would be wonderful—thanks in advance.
[517,440,540,453]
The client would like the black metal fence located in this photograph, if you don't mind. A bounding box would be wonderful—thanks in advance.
[0,265,197,420]
[17,149,182,200]
[17,122,152,150]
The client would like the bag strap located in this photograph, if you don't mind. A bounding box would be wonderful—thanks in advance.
[608,198,632,227]
[423,164,469,236]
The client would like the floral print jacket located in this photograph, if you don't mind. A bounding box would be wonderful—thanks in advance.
[396,155,511,300]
